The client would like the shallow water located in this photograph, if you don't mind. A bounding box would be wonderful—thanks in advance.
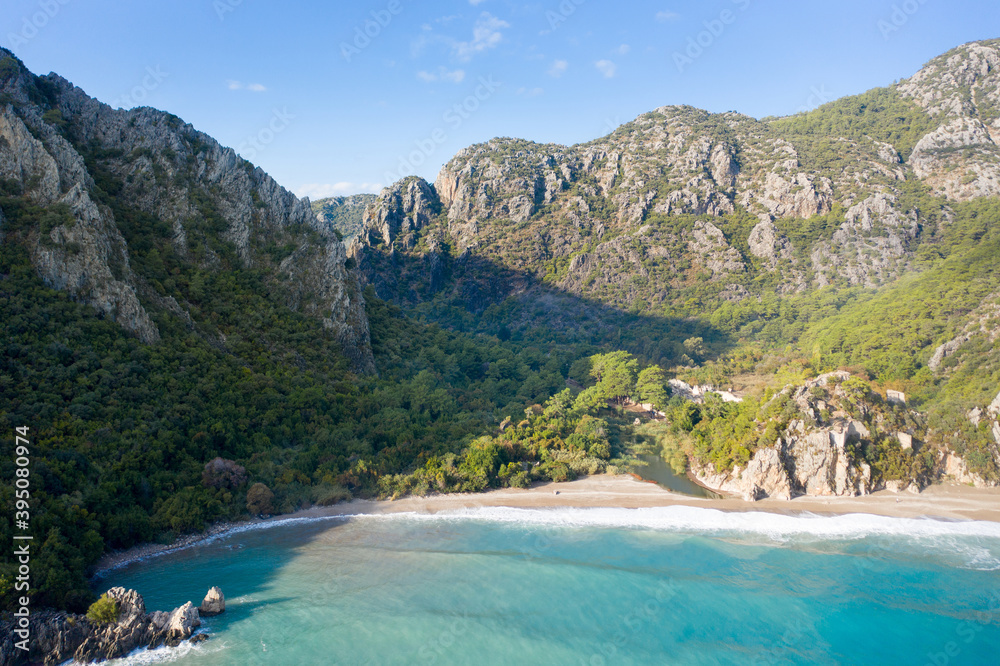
[636,453,721,498]
[97,507,1000,665]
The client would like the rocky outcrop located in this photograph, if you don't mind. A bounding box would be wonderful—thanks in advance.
[810,193,918,287]
[943,452,993,488]
[899,40,1000,201]
[691,372,928,500]
[199,587,225,617]
[694,419,874,502]
[968,389,1000,447]
[354,177,440,250]
[686,221,744,274]
[909,118,1000,200]
[0,587,219,665]
[0,103,160,343]
[667,379,742,404]
[748,216,792,268]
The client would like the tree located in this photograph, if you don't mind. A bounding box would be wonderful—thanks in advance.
[246,483,275,516]
[682,337,706,361]
[588,352,638,404]
[636,365,668,408]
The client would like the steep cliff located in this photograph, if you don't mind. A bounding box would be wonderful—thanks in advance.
[0,49,373,372]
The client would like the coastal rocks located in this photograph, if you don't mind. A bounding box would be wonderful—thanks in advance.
[0,587,219,665]
[969,389,1000,446]
[199,588,226,617]
[742,447,793,501]
[944,452,992,488]
[783,422,874,497]
[694,421,874,501]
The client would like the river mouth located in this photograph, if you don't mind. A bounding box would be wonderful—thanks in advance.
[636,454,723,499]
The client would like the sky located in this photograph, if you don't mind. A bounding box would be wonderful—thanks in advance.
[2,0,999,200]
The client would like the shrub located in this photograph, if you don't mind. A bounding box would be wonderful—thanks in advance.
[86,593,119,624]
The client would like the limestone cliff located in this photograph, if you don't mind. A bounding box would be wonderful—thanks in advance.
[0,50,373,372]
[351,40,1000,312]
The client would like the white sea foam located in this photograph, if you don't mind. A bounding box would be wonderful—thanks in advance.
[73,633,224,666]
[104,505,1000,574]
[353,505,1000,539]
[344,506,1000,569]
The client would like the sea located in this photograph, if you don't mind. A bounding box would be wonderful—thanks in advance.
[92,503,1000,665]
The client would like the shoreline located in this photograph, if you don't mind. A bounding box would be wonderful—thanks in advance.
[90,475,1000,579]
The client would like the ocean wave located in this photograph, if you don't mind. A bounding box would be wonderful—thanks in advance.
[102,506,1000,574]
[384,505,1000,540]
[343,506,1000,569]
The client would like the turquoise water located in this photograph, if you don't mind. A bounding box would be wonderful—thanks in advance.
[96,507,1000,665]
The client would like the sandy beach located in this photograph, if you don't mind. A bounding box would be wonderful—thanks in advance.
[91,475,1000,577]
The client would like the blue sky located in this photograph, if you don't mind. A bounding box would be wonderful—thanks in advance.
[2,0,999,199]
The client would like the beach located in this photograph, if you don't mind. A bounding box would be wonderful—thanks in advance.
[91,475,1000,577]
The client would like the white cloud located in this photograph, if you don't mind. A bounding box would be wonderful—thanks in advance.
[656,10,680,22]
[616,44,631,55]
[416,67,466,83]
[516,87,544,97]
[226,80,267,92]
[595,60,617,79]
[453,12,510,61]
[548,59,568,78]
[296,183,384,199]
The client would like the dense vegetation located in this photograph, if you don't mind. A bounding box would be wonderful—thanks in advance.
[2,42,1000,620]
[0,198,674,611]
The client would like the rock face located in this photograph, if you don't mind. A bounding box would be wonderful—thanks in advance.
[0,587,212,665]
[691,372,923,500]
[199,587,225,617]
[0,49,374,373]
[899,40,1000,201]
[312,193,379,243]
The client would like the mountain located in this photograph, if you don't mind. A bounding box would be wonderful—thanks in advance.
[350,40,1000,484]
[311,193,378,244]
[0,49,373,373]
[353,40,1000,308]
